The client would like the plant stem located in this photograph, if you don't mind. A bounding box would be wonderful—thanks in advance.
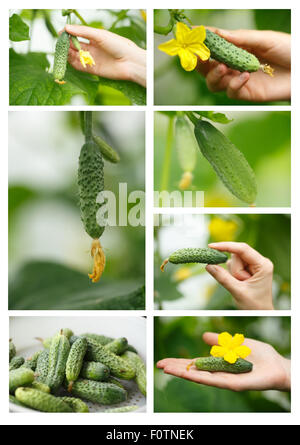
[160,116,174,192]
[85,111,93,142]
[73,10,88,26]
[185,111,199,126]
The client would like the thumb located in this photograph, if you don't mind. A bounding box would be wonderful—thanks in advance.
[206,264,240,295]
[202,332,219,346]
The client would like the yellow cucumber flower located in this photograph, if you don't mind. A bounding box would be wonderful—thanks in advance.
[79,49,95,68]
[140,10,146,22]
[210,332,251,364]
[209,217,238,241]
[158,22,210,71]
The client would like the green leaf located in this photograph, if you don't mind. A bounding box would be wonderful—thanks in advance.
[9,261,145,310]
[9,49,99,105]
[98,77,146,105]
[9,13,30,42]
[193,111,233,124]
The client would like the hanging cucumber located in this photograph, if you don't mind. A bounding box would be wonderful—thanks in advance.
[175,115,198,190]
[53,31,70,84]
[194,119,257,205]
[204,29,274,76]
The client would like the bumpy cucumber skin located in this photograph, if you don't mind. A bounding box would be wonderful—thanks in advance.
[22,351,42,370]
[9,356,25,371]
[46,332,70,393]
[93,135,120,164]
[9,341,16,361]
[80,361,110,381]
[85,338,135,380]
[175,116,197,172]
[105,338,128,355]
[9,368,35,394]
[122,351,146,396]
[9,394,25,408]
[53,31,70,81]
[35,349,49,383]
[195,357,253,373]
[204,29,260,72]
[78,140,105,239]
[66,337,87,386]
[59,396,89,413]
[30,381,50,393]
[43,328,74,349]
[169,247,227,265]
[68,379,127,405]
[194,120,257,204]
[108,377,125,390]
[15,387,72,412]
[82,333,137,353]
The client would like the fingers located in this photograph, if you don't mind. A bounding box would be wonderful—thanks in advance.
[65,24,102,42]
[205,64,231,92]
[202,332,218,346]
[208,242,265,266]
[206,264,240,295]
[226,72,250,99]
[227,254,251,280]
[157,358,190,369]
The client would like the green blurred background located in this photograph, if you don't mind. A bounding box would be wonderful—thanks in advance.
[8,111,145,310]
[154,213,290,310]
[154,316,291,412]
[154,111,291,207]
[154,9,291,105]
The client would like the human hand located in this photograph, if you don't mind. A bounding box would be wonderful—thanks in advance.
[65,24,146,87]
[205,242,274,310]
[197,28,290,101]
[157,332,291,392]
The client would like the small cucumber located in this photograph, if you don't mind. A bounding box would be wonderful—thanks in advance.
[59,396,89,413]
[9,356,25,371]
[46,330,70,393]
[9,368,35,394]
[40,328,74,349]
[161,247,227,271]
[9,340,16,361]
[53,31,70,83]
[35,349,49,383]
[15,387,72,412]
[9,394,25,408]
[104,337,128,355]
[122,351,146,396]
[30,381,50,393]
[195,357,253,373]
[194,120,257,204]
[85,338,135,380]
[66,337,87,390]
[22,351,42,370]
[82,333,137,353]
[104,405,138,413]
[107,377,125,390]
[67,379,127,405]
[93,135,120,164]
[80,361,110,381]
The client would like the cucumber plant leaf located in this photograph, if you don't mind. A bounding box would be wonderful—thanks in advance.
[9,261,145,310]
[9,13,30,42]
[193,111,233,124]
[9,49,98,105]
[98,77,146,105]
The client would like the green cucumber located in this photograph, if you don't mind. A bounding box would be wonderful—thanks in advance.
[194,120,257,204]
[82,333,137,353]
[39,328,74,349]
[71,35,81,51]
[195,357,253,373]
[67,379,127,405]
[204,29,261,72]
[46,330,70,393]
[9,340,16,361]
[15,387,72,412]
[104,337,128,355]
[107,377,125,390]
[9,368,35,394]
[122,351,146,396]
[93,135,120,164]
[30,381,50,393]
[9,356,25,371]
[104,405,138,413]
[85,338,135,380]
[80,361,110,381]
[59,396,89,413]
[66,337,87,390]
[9,394,25,408]
[78,139,105,239]
[35,349,49,383]
[175,115,197,173]
[161,247,227,271]
[53,31,70,83]
[22,351,42,370]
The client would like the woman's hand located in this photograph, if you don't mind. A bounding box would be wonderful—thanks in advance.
[197,28,290,101]
[205,242,274,310]
[157,332,291,392]
[65,24,146,87]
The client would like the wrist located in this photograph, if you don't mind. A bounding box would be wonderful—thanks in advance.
[127,48,146,87]
[277,358,291,391]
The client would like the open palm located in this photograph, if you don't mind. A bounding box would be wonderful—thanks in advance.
[157,332,290,392]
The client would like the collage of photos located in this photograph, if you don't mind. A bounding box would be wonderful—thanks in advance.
[7,6,295,426]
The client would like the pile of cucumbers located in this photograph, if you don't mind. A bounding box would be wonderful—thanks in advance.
[9,329,146,413]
